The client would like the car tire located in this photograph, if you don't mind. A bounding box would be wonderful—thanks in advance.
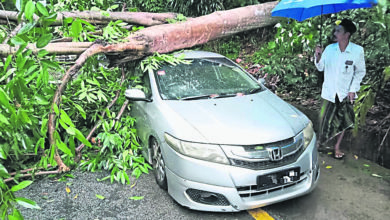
[151,137,168,190]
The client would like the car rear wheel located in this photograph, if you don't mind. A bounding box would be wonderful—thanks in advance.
[151,137,167,190]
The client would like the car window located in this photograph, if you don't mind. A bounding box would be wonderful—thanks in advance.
[154,58,262,100]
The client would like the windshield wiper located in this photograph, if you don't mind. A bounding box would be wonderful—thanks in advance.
[214,93,237,99]
[180,95,212,100]
[248,87,263,94]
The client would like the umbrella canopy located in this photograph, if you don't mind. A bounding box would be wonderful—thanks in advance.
[271,0,378,22]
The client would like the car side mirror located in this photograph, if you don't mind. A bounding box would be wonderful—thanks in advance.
[258,78,267,86]
[125,89,152,102]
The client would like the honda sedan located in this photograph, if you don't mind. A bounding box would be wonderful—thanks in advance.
[125,50,320,212]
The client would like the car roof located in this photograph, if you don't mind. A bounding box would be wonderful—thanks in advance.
[173,50,226,59]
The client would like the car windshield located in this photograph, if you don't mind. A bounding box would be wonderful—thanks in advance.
[154,58,263,100]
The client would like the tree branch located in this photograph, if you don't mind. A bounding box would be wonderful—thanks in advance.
[8,165,53,176]
[0,10,178,26]
[4,170,61,183]
[115,100,129,122]
[48,42,107,172]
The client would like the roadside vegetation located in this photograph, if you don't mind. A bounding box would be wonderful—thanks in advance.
[0,0,389,219]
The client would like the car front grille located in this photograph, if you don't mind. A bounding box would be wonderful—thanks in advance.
[229,147,304,170]
[227,137,304,170]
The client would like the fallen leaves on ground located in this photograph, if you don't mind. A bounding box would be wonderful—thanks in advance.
[326,166,332,169]
[66,186,71,194]
[129,196,144,201]
[96,194,105,200]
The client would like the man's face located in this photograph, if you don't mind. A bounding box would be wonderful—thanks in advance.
[334,25,350,42]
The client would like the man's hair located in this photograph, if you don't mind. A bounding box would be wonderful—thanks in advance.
[339,19,357,35]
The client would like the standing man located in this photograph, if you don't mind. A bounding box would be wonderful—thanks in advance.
[315,19,366,159]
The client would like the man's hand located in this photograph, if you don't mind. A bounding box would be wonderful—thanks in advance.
[315,46,323,63]
[348,92,356,104]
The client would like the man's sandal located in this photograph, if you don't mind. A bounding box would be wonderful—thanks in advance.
[334,151,345,160]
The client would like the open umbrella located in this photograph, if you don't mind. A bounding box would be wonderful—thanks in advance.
[271,0,378,45]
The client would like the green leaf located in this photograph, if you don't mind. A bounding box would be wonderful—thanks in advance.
[69,136,76,156]
[66,127,76,135]
[36,34,53,48]
[24,1,36,22]
[9,208,23,220]
[18,22,36,35]
[0,147,7,159]
[74,104,86,119]
[60,109,75,127]
[74,129,91,147]
[71,19,82,38]
[129,196,144,200]
[363,164,370,167]
[37,49,49,58]
[16,0,23,12]
[34,94,50,105]
[41,118,48,135]
[36,2,49,16]
[96,194,105,200]
[11,181,33,192]
[11,36,26,46]
[3,55,12,71]
[15,197,41,209]
[52,104,59,116]
[35,137,45,155]
[41,59,61,70]
[18,110,32,125]
[64,17,73,24]
[8,215,20,220]
[56,139,73,156]
[0,163,8,175]
[0,113,10,125]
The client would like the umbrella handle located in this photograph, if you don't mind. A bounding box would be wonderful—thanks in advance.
[320,6,323,47]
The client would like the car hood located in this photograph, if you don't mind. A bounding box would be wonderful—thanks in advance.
[163,90,308,145]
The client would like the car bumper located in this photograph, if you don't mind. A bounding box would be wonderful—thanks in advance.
[163,134,320,212]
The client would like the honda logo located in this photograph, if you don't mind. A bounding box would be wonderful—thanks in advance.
[268,147,283,161]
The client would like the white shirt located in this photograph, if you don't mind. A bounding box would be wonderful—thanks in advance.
[315,42,366,103]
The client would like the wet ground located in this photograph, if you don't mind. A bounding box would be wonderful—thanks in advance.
[16,151,390,220]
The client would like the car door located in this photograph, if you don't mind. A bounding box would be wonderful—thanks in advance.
[130,72,154,152]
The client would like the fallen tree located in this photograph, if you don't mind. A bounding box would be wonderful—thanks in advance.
[0,1,279,174]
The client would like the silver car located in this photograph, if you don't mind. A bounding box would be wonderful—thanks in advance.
[125,50,320,212]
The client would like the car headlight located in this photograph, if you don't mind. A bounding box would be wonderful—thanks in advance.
[303,121,314,148]
[164,133,229,165]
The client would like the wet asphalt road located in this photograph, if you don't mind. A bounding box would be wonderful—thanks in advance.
[16,152,390,220]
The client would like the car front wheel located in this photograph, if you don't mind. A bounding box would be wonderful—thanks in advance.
[151,137,167,190]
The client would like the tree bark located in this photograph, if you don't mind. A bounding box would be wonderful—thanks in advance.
[0,10,178,26]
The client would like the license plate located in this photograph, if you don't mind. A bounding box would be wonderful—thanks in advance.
[257,167,300,191]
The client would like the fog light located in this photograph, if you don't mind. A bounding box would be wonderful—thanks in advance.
[200,192,219,204]
[186,189,230,206]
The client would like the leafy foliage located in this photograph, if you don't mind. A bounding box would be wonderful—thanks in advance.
[0,1,146,218]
